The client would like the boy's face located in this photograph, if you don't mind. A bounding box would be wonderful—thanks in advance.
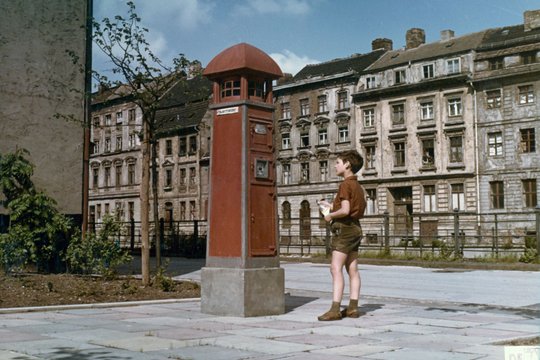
[335,158,349,177]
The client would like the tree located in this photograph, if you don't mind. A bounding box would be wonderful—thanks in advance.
[93,1,193,285]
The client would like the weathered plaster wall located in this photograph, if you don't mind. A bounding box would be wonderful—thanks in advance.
[0,0,87,215]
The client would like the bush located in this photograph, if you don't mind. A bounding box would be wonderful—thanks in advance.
[65,215,131,277]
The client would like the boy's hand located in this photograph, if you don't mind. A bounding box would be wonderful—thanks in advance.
[324,214,332,222]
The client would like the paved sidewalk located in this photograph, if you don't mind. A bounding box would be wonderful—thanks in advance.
[0,262,538,359]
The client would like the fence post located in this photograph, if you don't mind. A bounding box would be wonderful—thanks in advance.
[453,209,460,257]
[536,206,540,262]
[130,218,135,253]
[494,213,499,259]
[384,211,390,254]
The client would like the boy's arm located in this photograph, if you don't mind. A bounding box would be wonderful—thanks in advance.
[324,200,350,222]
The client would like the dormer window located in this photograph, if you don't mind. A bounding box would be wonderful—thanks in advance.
[447,58,461,74]
[366,76,376,89]
[281,102,291,119]
[300,99,310,116]
[395,69,406,84]
[422,64,434,79]
[489,58,504,70]
[522,51,538,65]
[338,91,349,110]
[317,95,328,113]
[248,80,264,98]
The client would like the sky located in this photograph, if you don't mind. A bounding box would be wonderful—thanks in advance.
[93,0,539,78]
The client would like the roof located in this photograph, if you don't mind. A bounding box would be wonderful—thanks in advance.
[293,49,386,81]
[367,30,488,71]
[478,24,540,51]
[158,75,212,109]
[203,42,282,78]
[155,99,210,136]
[91,84,133,106]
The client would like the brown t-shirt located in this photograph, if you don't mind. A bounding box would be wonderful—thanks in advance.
[333,176,366,221]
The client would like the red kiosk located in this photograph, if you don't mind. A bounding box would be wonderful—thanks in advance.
[201,43,285,316]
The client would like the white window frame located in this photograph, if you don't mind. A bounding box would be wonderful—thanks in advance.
[318,128,328,145]
[363,108,375,128]
[448,97,462,117]
[423,64,434,79]
[281,133,291,149]
[488,132,503,156]
[447,58,461,74]
[366,76,376,89]
[451,184,466,211]
[338,125,349,143]
[282,163,291,185]
[423,185,437,212]
[420,101,434,120]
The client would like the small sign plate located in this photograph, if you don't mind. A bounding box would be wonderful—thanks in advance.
[217,107,239,116]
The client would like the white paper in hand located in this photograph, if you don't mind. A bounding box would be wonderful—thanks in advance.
[318,201,330,216]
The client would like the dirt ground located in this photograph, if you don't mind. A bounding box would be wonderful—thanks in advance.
[0,273,200,309]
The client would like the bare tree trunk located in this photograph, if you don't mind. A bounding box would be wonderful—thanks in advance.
[140,120,151,286]
[151,140,161,268]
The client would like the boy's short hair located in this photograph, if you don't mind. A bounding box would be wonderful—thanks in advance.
[338,150,364,174]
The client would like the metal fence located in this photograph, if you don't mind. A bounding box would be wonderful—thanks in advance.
[277,209,540,258]
[88,219,207,258]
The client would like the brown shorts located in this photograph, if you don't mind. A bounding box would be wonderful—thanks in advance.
[331,220,362,254]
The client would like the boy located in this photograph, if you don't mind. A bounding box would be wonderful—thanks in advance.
[318,150,366,321]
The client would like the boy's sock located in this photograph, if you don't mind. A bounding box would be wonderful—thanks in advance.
[348,299,358,311]
[341,299,361,318]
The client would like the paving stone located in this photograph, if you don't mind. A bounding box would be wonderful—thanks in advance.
[48,328,136,343]
[372,323,445,335]
[0,329,48,343]
[362,347,480,360]
[0,338,101,356]
[382,333,493,352]
[454,344,506,358]
[311,344,399,357]
[0,318,50,327]
[159,344,266,360]
[275,333,364,347]
[0,350,40,359]
[91,335,197,352]
[152,327,228,341]
[200,334,323,354]
[444,326,534,342]
[307,324,385,337]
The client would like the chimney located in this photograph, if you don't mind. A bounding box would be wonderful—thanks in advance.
[406,28,426,49]
[277,73,293,85]
[440,29,455,41]
[524,10,540,32]
[372,38,393,51]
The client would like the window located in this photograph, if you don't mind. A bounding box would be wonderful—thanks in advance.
[221,79,241,97]
[449,136,463,163]
[447,58,460,74]
[523,179,537,208]
[189,136,197,154]
[281,102,291,119]
[317,95,327,113]
[394,142,406,167]
[319,161,328,182]
[366,189,377,215]
[180,168,186,185]
[128,109,136,122]
[300,131,310,147]
[105,114,111,126]
[489,58,504,70]
[189,201,196,220]
[128,163,135,185]
[363,108,375,128]
[420,101,434,120]
[281,133,291,149]
[248,80,264,98]
[93,141,99,154]
[318,128,328,145]
[423,185,436,212]
[128,202,134,220]
[93,116,100,127]
[179,137,187,156]
[301,162,310,183]
[116,136,122,151]
[488,132,503,156]
[104,167,111,187]
[520,128,536,153]
[338,125,349,143]
[96,204,101,220]
[394,69,406,84]
[104,138,111,152]
[521,51,538,65]
[115,165,122,188]
[129,134,137,148]
[423,64,434,79]
[366,76,376,89]
[92,168,99,189]
[422,139,435,166]
[180,202,186,220]
[451,184,465,211]
[338,91,349,109]
[282,163,291,185]
[486,90,501,108]
[282,201,291,221]
[365,146,376,170]
[519,85,535,104]
[189,167,196,185]
[166,140,172,155]
[392,103,405,125]
[116,111,123,124]
[300,99,310,116]
[448,98,462,117]
[490,181,504,209]
[165,169,172,188]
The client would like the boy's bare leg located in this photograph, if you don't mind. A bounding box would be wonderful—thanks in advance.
[342,251,362,318]
[318,250,347,321]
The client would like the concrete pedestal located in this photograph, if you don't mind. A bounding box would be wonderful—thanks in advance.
[201,267,285,317]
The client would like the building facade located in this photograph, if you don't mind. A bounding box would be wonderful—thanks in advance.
[273,46,389,245]
[473,10,540,242]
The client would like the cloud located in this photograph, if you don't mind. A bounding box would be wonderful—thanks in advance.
[235,0,312,16]
[135,0,214,31]
[270,50,320,76]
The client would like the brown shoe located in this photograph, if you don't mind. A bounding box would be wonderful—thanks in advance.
[317,310,342,321]
[340,308,365,318]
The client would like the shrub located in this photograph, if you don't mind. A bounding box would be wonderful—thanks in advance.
[65,215,131,277]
